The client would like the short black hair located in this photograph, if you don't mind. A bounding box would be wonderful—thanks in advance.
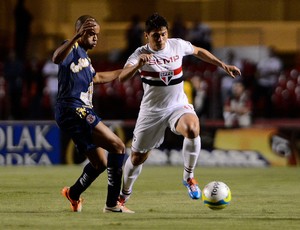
[145,13,168,33]
[75,15,96,31]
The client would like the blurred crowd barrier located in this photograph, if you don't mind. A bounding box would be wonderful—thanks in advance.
[0,119,299,166]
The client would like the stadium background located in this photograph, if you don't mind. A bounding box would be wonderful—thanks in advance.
[0,0,299,166]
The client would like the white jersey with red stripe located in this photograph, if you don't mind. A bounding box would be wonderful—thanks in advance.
[125,38,194,115]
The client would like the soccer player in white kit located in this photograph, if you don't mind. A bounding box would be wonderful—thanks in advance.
[118,13,241,210]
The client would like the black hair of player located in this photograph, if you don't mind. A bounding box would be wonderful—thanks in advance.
[145,13,168,33]
[75,15,96,32]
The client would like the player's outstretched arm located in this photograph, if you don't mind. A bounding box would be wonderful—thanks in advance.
[193,46,241,78]
[93,69,122,84]
[119,53,153,82]
[118,64,140,82]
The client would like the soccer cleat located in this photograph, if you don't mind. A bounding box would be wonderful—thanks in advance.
[61,187,83,212]
[103,197,135,213]
[183,178,201,199]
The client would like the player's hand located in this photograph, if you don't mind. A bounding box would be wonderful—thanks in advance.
[138,54,153,67]
[224,65,241,78]
[76,18,97,38]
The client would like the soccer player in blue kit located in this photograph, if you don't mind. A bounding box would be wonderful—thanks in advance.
[52,15,133,213]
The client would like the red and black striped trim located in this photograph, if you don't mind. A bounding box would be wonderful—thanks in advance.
[141,76,183,86]
[140,66,182,78]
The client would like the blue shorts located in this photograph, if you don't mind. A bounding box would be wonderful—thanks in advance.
[55,103,101,154]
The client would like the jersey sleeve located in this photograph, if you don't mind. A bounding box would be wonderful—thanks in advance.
[61,41,75,66]
[176,38,194,56]
[124,49,141,67]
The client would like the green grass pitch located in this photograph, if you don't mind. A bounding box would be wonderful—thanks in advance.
[0,165,300,229]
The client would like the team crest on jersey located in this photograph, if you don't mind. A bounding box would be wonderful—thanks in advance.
[86,114,96,124]
[159,70,174,85]
[76,107,87,118]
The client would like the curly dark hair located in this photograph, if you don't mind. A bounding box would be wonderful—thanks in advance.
[145,13,168,33]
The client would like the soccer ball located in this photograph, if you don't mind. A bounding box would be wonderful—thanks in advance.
[202,181,231,210]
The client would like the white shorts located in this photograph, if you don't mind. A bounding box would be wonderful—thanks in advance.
[131,104,196,153]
